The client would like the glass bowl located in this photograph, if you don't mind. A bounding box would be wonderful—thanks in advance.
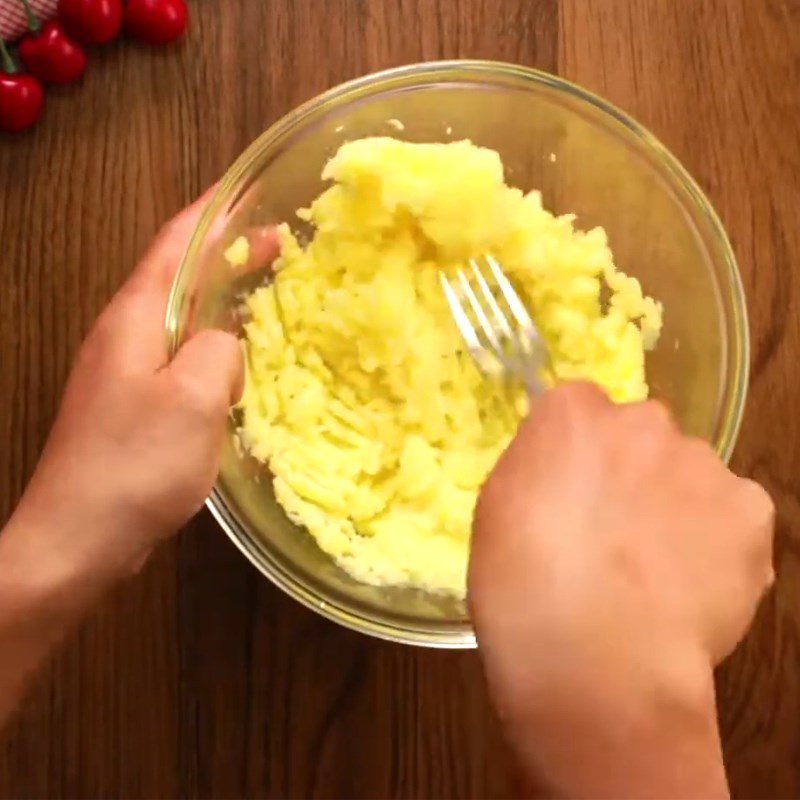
[166,61,748,648]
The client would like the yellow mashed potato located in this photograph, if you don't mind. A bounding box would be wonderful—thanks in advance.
[237,137,662,598]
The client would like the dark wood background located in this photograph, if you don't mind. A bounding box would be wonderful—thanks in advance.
[0,0,798,797]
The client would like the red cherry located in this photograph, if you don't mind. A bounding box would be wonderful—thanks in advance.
[18,21,87,85]
[0,38,44,134]
[123,0,188,45]
[57,0,123,46]
[0,73,44,132]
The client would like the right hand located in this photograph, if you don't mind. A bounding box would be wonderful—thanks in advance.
[469,382,774,797]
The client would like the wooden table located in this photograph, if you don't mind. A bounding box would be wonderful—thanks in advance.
[0,0,798,796]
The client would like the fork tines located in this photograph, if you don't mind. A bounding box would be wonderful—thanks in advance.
[439,255,548,393]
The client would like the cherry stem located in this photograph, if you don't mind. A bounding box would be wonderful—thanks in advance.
[0,38,17,75]
[17,0,41,34]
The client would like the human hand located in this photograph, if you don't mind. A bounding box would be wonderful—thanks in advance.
[469,383,774,798]
[0,195,284,727]
[8,191,264,584]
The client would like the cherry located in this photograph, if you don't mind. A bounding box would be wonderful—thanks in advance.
[124,0,188,46]
[58,0,123,46]
[0,38,44,133]
[17,0,87,85]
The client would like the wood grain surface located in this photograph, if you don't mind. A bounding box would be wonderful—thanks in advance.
[0,0,798,797]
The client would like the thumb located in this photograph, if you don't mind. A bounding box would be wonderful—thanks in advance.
[167,330,244,411]
[128,184,220,296]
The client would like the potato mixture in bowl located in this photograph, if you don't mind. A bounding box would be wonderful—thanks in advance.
[236,137,662,598]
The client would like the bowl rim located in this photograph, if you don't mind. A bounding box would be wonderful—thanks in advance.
[167,59,749,648]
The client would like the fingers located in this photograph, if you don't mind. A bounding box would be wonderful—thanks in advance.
[166,329,245,412]
[232,226,281,275]
[127,184,219,295]
[509,381,611,459]
[93,187,219,372]
[738,478,775,528]
[84,184,276,385]
[624,399,675,431]
[736,477,775,585]
[474,385,606,545]
[528,381,610,422]
[475,383,670,553]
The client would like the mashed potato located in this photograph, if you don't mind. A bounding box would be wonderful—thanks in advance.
[237,137,662,597]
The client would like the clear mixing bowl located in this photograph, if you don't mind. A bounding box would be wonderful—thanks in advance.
[166,61,748,648]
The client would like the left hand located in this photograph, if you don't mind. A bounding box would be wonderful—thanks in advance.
[8,190,248,583]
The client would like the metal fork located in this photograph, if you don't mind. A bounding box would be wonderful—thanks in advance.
[439,254,549,393]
